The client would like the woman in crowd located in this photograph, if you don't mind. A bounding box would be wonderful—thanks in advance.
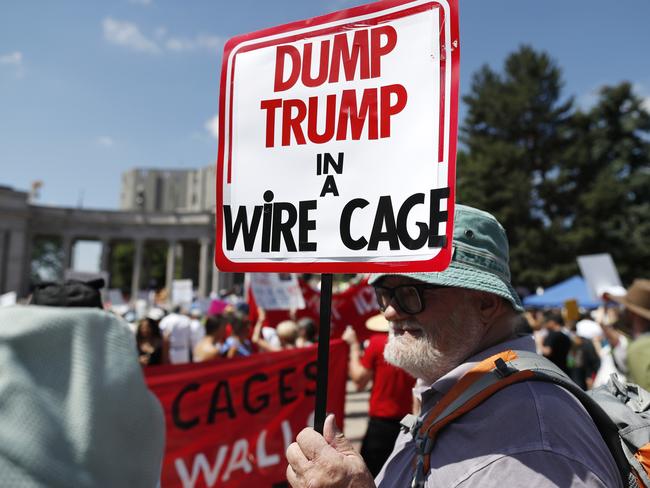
[136,316,169,366]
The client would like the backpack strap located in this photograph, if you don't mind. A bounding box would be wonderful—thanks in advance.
[410,349,633,488]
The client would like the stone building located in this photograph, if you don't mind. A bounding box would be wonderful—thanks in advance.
[0,176,235,301]
[120,166,216,213]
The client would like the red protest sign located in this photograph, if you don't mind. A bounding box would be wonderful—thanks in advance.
[145,342,348,487]
[248,276,381,344]
[216,0,459,273]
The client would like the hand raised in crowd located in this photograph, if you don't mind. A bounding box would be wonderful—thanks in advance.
[286,414,375,488]
[341,325,358,346]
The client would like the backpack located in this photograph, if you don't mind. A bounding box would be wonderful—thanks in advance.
[402,349,650,488]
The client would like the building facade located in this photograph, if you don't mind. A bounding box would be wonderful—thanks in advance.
[120,166,216,213]
[0,183,234,301]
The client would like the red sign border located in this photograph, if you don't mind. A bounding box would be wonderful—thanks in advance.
[215,0,459,273]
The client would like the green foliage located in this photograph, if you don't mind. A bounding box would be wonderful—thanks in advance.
[458,46,650,289]
[109,241,134,293]
[30,236,63,284]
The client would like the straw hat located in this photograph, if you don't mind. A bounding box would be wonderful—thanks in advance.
[608,279,650,321]
[366,313,389,332]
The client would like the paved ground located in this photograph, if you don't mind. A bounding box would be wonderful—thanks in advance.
[343,380,370,452]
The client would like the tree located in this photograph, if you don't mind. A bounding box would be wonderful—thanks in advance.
[561,83,650,283]
[30,236,63,284]
[458,45,574,288]
[109,241,134,293]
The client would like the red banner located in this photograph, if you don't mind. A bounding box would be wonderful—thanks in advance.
[249,277,380,343]
[145,341,348,487]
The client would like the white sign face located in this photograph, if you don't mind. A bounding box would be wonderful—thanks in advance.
[172,279,194,307]
[250,273,306,311]
[216,0,459,273]
[0,292,17,307]
[577,253,625,300]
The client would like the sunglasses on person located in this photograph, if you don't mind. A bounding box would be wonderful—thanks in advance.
[374,283,446,315]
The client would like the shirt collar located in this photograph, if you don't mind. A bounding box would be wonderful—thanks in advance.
[419,335,536,411]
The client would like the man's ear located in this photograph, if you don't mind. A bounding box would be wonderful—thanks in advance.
[477,291,506,324]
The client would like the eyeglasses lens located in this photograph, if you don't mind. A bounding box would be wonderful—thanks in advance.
[395,286,422,314]
[375,288,391,311]
[375,286,422,314]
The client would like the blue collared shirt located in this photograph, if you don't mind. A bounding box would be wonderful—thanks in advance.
[376,335,622,487]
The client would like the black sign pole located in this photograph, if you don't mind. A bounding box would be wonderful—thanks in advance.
[314,272,333,434]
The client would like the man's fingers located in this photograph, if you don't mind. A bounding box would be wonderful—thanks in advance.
[286,442,310,474]
[322,413,341,444]
[286,463,300,488]
[295,427,331,460]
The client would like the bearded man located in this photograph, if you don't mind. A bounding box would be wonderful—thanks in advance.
[286,205,621,488]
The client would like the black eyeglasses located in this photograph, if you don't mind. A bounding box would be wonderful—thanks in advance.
[374,283,446,315]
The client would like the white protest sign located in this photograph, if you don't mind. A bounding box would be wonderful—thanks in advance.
[216,0,459,273]
[0,292,17,307]
[577,253,625,300]
[172,279,194,307]
[64,270,109,286]
[250,273,306,311]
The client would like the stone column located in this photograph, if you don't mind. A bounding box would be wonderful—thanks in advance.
[4,229,26,295]
[131,239,143,303]
[20,231,34,296]
[62,234,74,272]
[211,244,220,297]
[100,238,111,274]
[198,238,210,298]
[0,229,7,293]
[165,240,177,293]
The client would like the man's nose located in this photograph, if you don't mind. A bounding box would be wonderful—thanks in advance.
[382,300,407,322]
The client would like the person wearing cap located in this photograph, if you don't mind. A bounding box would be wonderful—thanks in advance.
[285,205,621,488]
[341,315,416,477]
[0,305,164,486]
[608,279,650,390]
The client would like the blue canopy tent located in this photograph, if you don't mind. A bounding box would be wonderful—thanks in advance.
[523,275,601,309]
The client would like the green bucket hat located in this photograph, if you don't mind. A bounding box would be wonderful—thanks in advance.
[369,204,524,311]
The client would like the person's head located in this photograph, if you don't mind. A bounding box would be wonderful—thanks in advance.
[230,312,251,339]
[30,279,105,309]
[543,311,564,331]
[608,279,650,338]
[136,318,161,344]
[276,320,299,347]
[205,314,227,341]
[369,205,523,384]
[297,317,317,342]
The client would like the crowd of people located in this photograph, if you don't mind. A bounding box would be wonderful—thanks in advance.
[1,202,649,487]
[133,301,319,367]
[517,301,649,392]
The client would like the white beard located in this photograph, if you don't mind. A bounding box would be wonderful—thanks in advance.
[383,306,484,384]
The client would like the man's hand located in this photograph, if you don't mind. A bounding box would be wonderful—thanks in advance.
[286,414,375,488]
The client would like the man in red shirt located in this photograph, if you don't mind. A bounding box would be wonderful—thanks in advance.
[342,315,416,476]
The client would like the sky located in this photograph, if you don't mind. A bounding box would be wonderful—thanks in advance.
[2,0,650,212]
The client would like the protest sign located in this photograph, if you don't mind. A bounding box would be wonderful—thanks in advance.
[250,272,306,310]
[0,291,16,307]
[216,0,459,273]
[172,279,194,307]
[248,276,381,343]
[577,253,626,300]
[145,341,348,487]
[64,270,109,285]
